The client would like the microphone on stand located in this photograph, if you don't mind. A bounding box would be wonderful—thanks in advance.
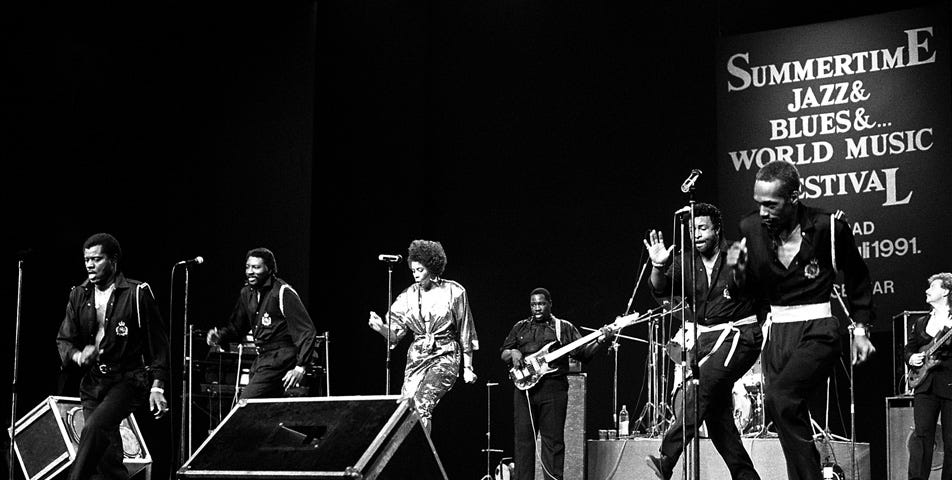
[680,169,702,193]
[175,256,204,266]
[674,206,691,215]
[378,254,402,263]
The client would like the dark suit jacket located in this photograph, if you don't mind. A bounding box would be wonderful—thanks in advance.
[905,313,952,398]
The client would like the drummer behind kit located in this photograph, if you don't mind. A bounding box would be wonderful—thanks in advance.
[666,325,766,437]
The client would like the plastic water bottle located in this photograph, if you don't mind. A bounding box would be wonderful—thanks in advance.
[618,405,629,437]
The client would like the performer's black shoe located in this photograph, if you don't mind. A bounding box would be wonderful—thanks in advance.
[645,454,671,480]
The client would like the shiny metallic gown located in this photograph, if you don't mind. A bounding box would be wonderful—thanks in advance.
[389,278,478,430]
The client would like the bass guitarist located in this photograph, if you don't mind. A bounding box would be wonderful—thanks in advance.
[905,272,952,480]
[500,287,614,480]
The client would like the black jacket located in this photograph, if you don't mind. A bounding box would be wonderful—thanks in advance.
[57,273,170,386]
[905,313,952,397]
[218,276,317,367]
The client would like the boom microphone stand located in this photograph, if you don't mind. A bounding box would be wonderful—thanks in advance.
[622,258,650,434]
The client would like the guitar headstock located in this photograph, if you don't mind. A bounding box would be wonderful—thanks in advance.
[610,311,640,330]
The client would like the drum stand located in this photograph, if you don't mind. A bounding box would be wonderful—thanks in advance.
[628,323,666,437]
[811,377,848,442]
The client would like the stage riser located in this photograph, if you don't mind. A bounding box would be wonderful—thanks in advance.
[587,437,870,480]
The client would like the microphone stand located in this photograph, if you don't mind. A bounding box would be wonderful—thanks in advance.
[176,263,196,466]
[677,210,689,480]
[9,259,25,480]
[832,289,858,480]
[676,192,699,480]
[385,261,394,394]
[687,197,700,480]
[480,382,503,480]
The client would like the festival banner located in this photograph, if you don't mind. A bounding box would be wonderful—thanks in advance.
[716,5,952,334]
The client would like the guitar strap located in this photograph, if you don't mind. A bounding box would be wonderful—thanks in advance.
[554,317,562,344]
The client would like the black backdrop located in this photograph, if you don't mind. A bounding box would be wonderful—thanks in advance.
[4,1,945,479]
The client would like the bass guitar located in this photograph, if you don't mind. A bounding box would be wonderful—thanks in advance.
[907,325,952,389]
[508,311,640,391]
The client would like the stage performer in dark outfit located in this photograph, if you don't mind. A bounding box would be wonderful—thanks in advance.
[207,247,317,398]
[56,233,170,480]
[906,272,952,480]
[728,161,875,480]
[644,203,762,480]
[501,287,613,480]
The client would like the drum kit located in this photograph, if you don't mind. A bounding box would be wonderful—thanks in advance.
[663,319,769,438]
[732,359,766,437]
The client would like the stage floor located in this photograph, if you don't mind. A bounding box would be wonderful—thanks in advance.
[587,436,870,480]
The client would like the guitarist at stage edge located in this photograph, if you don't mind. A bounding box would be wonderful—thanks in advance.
[500,287,615,480]
[905,272,952,480]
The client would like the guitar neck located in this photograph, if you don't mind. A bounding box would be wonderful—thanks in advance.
[543,329,605,363]
[541,312,641,363]
[927,327,952,356]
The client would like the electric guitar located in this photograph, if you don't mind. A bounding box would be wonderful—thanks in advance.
[907,325,952,389]
[508,311,640,391]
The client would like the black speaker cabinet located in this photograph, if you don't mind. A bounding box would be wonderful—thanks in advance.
[10,396,152,480]
[887,395,943,480]
[533,373,585,480]
[177,395,448,479]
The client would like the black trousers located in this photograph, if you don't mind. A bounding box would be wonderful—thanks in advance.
[659,325,762,480]
[71,369,148,480]
[909,391,952,480]
[762,317,840,480]
[241,346,303,399]
[513,375,568,480]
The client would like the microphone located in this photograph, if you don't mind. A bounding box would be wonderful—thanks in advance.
[378,254,402,263]
[674,205,691,215]
[486,382,499,387]
[680,169,702,193]
[176,256,204,266]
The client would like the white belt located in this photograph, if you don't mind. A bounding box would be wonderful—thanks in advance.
[762,302,833,349]
[695,315,758,368]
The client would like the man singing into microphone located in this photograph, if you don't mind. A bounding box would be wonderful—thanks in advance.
[207,247,318,398]
[643,203,762,480]
[728,161,875,480]
[56,233,170,480]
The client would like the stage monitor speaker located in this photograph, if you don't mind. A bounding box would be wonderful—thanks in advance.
[533,373,585,480]
[177,395,448,480]
[9,396,152,480]
[887,395,943,480]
